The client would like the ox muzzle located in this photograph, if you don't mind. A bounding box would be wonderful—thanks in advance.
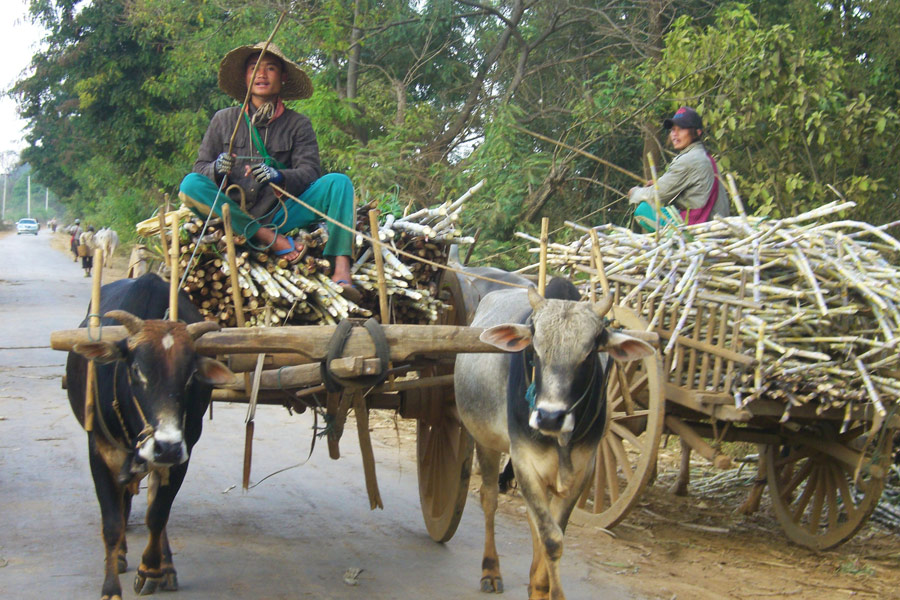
[136,421,189,467]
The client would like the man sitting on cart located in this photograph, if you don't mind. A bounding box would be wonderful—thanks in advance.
[179,41,360,301]
[628,106,730,231]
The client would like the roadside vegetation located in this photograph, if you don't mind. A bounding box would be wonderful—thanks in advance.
[9,1,899,266]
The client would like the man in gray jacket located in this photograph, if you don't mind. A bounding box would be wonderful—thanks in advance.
[180,42,359,299]
[628,107,729,231]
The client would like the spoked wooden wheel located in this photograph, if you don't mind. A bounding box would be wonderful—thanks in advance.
[576,306,664,528]
[765,423,894,550]
[416,272,475,542]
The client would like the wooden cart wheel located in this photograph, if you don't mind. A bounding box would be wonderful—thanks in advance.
[575,306,665,528]
[765,423,894,550]
[416,272,475,542]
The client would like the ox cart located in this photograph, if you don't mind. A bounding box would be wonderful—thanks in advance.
[51,264,487,544]
[52,198,899,556]
[549,206,900,552]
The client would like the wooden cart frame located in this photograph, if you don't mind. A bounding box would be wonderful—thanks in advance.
[572,271,897,550]
[55,212,896,552]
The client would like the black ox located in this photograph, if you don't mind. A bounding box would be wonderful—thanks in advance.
[454,278,654,599]
[66,274,234,600]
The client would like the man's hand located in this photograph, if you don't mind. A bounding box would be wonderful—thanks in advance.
[250,163,285,185]
[628,186,641,204]
[215,152,235,176]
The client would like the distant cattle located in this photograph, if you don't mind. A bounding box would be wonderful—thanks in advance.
[66,274,234,599]
[95,227,119,267]
[455,278,654,599]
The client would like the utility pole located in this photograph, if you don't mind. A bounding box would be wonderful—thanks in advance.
[27,175,31,217]
[45,188,48,211]
[1,174,5,223]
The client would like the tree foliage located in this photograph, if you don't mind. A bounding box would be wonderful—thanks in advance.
[9,1,898,255]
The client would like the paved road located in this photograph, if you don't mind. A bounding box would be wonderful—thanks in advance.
[0,230,643,599]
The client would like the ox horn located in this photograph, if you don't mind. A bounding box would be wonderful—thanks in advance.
[592,293,614,318]
[105,310,144,335]
[186,320,221,340]
[527,285,545,310]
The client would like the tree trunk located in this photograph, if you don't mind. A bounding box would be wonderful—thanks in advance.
[522,163,571,222]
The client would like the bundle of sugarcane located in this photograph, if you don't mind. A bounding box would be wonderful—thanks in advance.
[519,200,900,419]
[347,180,481,323]
[144,216,371,327]
[140,180,483,326]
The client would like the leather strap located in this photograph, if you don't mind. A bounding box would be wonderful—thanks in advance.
[320,318,391,393]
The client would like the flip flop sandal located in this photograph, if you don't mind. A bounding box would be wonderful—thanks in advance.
[272,237,307,265]
[335,279,363,304]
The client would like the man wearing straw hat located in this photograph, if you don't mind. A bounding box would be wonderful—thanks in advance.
[628,106,729,231]
[180,41,359,300]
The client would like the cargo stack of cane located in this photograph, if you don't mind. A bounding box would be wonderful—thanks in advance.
[136,182,481,326]
[522,200,900,424]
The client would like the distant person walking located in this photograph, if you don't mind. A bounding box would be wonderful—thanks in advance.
[68,219,83,262]
[79,226,96,277]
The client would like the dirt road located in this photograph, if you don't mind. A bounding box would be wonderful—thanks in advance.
[0,229,639,599]
[3,229,899,600]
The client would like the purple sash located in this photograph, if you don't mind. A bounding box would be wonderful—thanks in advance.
[680,153,719,225]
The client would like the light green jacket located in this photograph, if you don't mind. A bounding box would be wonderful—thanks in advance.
[629,142,729,217]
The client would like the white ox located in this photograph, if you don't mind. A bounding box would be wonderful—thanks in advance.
[95,227,119,268]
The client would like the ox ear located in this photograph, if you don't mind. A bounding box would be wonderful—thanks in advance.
[73,341,124,364]
[195,357,237,386]
[480,324,533,352]
[601,331,656,363]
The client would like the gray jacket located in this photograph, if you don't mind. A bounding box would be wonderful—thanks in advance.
[629,142,729,218]
[193,104,322,222]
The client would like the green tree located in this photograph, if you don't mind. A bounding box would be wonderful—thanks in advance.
[647,5,899,218]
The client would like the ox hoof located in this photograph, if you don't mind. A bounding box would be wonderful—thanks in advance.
[134,570,178,595]
[117,555,128,574]
[480,575,504,593]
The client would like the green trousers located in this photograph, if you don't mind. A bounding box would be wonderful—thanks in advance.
[179,172,354,257]
[633,201,681,232]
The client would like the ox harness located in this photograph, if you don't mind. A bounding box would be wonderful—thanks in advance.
[90,362,174,484]
[521,339,607,445]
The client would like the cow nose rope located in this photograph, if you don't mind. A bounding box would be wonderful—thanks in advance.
[522,350,603,444]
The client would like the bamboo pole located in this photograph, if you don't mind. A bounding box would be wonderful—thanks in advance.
[369,209,390,323]
[538,217,549,296]
[83,249,105,433]
[157,207,171,272]
[221,204,246,327]
[168,211,180,321]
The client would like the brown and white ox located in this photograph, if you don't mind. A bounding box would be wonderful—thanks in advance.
[455,278,654,599]
[66,274,234,600]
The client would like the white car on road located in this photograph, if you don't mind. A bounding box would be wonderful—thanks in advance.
[16,218,39,235]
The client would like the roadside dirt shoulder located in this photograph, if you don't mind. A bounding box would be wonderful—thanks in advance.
[369,413,900,600]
